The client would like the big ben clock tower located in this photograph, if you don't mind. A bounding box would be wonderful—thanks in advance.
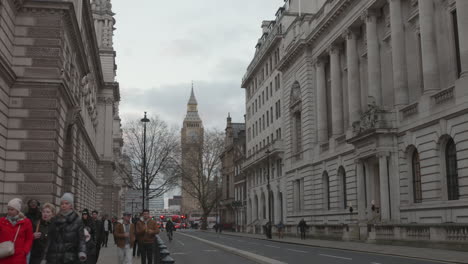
[181,86,204,216]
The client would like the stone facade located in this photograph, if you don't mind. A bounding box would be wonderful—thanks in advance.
[242,0,468,247]
[0,0,129,217]
[180,87,204,217]
[220,114,246,231]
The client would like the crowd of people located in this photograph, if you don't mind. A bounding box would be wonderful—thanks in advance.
[0,194,161,264]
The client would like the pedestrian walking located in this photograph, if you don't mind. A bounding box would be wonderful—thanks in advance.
[276,221,285,239]
[132,215,140,257]
[298,218,308,240]
[165,219,174,241]
[91,210,104,261]
[114,212,135,264]
[264,221,272,239]
[25,199,41,264]
[30,203,55,264]
[102,215,112,248]
[82,209,97,264]
[0,198,33,264]
[136,209,159,264]
[41,193,87,264]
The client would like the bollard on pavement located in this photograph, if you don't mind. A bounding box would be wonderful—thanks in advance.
[161,255,175,264]
[160,248,170,259]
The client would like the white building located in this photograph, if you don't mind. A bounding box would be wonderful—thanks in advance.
[243,0,468,247]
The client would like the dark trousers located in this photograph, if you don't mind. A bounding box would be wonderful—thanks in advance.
[140,243,153,264]
[133,239,140,257]
[96,244,101,261]
[103,231,109,247]
[300,231,306,240]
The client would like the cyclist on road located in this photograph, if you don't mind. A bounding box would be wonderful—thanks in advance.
[165,219,175,241]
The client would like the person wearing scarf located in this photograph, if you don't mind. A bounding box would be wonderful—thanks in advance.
[30,203,55,264]
[0,198,34,264]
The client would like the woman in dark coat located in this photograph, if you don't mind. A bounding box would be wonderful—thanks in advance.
[42,193,87,264]
[30,203,55,264]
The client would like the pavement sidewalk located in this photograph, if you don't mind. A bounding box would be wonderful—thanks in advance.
[97,235,140,264]
[213,230,468,264]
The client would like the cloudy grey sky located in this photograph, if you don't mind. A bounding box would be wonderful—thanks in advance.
[113,0,285,130]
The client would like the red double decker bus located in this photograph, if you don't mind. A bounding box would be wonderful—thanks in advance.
[159,214,187,229]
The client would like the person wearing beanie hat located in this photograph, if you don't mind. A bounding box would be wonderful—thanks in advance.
[61,192,74,207]
[0,198,34,264]
[42,194,87,264]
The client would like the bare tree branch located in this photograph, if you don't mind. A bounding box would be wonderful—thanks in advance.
[177,129,224,229]
[122,116,180,208]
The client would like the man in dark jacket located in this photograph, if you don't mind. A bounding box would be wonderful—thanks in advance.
[298,218,308,240]
[26,199,42,229]
[91,210,104,260]
[42,193,87,264]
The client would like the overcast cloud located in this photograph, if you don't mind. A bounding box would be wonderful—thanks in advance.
[113,0,285,129]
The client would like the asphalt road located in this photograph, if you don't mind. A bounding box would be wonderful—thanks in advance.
[159,229,257,264]
[181,230,448,264]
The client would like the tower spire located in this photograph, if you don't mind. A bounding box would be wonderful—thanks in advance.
[188,82,198,106]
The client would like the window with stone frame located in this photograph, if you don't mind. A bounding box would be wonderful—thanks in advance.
[293,178,304,212]
[323,171,330,210]
[290,81,302,155]
[412,149,423,203]
[445,138,459,200]
[338,166,347,209]
[452,10,462,78]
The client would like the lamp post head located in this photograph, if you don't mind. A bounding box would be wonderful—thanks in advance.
[141,112,150,123]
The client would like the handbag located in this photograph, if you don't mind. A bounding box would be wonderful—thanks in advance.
[0,224,21,258]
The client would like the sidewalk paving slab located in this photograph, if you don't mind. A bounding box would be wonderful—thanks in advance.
[213,230,468,264]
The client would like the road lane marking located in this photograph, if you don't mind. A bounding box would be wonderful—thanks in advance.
[265,245,280,249]
[319,254,352,260]
[203,249,219,252]
[171,252,186,255]
[178,232,288,264]
[287,249,308,253]
[176,240,185,246]
[371,262,382,264]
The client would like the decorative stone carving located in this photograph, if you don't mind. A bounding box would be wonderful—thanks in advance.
[66,107,82,128]
[352,98,384,133]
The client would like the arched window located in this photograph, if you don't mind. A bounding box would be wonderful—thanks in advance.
[412,150,422,203]
[323,171,330,210]
[446,138,459,200]
[338,166,347,209]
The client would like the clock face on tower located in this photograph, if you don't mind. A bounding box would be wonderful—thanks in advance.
[188,130,198,143]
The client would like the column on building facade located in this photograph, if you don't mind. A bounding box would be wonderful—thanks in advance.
[345,29,361,126]
[274,191,281,224]
[364,10,382,106]
[329,45,344,136]
[456,0,468,77]
[389,0,409,106]
[356,161,367,222]
[315,59,328,142]
[419,0,440,92]
[379,154,390,221]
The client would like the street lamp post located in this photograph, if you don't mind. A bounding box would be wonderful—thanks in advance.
[266,149,272,239]
[141,112,150,210]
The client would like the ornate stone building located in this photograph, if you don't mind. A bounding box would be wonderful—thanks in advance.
[180,87,204,217]
[243,0,468,247]
[0,0,130,217]
[219,114,246,231]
